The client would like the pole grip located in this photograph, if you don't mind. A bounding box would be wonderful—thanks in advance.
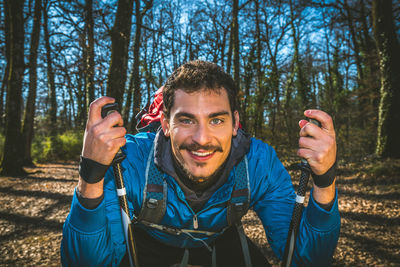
[101,103,139,267]
[282,118,320,266]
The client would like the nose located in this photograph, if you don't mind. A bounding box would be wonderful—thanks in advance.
[192,123,212,146]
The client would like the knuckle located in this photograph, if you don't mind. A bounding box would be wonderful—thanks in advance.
[315,153,323,163]
[91,125,101,136]
[105,142,114,152]
[98,133,107,143]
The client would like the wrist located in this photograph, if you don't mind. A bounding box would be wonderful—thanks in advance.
[77,178,104,199]
[79,155,109,184]
[312,161,336,188]
[312,181,336,204]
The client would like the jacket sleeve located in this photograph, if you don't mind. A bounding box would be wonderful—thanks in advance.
[60,134,153,266]
[60,167,127,266]
[249,140,340,267]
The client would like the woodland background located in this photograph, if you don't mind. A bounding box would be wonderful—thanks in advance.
[0,0,399,266]
[0,0,399,173]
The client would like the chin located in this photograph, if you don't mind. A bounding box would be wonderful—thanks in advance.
[185,166,216,182]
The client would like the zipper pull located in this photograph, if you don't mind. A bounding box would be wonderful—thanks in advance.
[193,214,198,229]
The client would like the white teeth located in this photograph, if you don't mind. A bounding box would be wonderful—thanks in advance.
[191,151,213,157]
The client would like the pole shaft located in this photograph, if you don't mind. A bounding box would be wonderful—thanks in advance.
[112,151,139,267]
[282,165,311,267]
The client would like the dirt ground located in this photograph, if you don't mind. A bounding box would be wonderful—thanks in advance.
[0,159,399,266]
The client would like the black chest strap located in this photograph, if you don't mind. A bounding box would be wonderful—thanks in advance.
[136,144,167,224]
[137,144,250,227]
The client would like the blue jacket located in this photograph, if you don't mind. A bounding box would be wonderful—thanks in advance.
[61,132,340,266]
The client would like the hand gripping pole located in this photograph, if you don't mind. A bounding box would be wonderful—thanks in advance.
[282,119,320,267]
[102,103,139,267]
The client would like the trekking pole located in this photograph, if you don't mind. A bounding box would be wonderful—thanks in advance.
[102,103,139,267]
[281,119,320,267]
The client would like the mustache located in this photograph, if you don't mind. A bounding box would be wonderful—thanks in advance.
[179,142,223,152]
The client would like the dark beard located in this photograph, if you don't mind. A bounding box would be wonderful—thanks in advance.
[172,154,227,192]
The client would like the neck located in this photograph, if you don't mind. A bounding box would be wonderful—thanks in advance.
[172,155,227,193]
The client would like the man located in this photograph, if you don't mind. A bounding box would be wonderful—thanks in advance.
[61,60,340,266]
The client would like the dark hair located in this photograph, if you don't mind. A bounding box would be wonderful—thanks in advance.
[163,60,238,119]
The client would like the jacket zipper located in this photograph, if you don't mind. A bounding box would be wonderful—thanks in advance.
[193,214,199,229]
[166,176,233,229]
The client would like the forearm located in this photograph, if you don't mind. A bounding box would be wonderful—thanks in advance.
[312,180,336,204]
[78,178,104,199]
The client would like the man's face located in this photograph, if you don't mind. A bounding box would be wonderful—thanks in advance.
[161,88,239,183]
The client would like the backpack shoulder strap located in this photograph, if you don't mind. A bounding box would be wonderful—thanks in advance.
[137,144,167,224]
[227,156,250,226]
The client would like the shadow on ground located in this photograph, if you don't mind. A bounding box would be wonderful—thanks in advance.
[0,159,399,266]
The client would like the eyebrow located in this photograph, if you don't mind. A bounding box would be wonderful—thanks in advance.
[208,111,230,118]
[175,111,230,119]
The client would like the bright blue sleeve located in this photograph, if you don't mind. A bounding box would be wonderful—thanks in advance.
[60,186,116,266]
[60,133,154,266]
[249,139,340,266]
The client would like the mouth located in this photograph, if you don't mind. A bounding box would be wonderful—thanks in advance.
[179,143,222,162]
[187,150,216,161]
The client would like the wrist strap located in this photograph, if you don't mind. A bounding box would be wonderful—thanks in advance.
[312,162,336,188]
[79,156,109,184]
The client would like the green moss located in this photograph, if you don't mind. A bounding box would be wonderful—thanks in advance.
[0,134,4,161]
[32,131,83,162]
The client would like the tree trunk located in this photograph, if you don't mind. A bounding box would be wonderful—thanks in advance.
[289,0,310,111]
[226,23,232,74]
[231,0,244,129]
[131,0,143,133]
[1,0,26,176]
[0,0,11,133]
[254,0,264,138]
[372,0,400,158]
[107,0,134,108]
[22,0,42,166]
[0,62,8,132]
[270,61,280,144]
[85,0,95,110]
[43,1,57,140]
[124,66,135,131]
[232,0,240,90]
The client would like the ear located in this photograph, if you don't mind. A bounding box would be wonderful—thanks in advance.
[160,112,170,137]
[233,111,240,136]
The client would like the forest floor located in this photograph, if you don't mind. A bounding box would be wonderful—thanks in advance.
[0,158,399,266]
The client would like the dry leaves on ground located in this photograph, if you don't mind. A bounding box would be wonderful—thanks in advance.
[0,159,399,266]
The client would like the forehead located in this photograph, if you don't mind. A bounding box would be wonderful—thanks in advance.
[170,88,231,116]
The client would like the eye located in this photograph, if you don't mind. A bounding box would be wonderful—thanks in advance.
[180,118,193,125]
[210,118,223,125]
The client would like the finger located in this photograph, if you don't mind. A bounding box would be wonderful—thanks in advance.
[299,121,322,138]
[99,127,127,142]
[108,137,127,152]
[298,136,318,150]
[101,110,124,129]
[299,119,308,129]
[297,148,314,162]
[304,109,334,132]
[88,96,115,125]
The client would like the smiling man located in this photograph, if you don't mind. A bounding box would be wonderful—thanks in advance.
[162,88,239,185]
[61,60,340,267]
